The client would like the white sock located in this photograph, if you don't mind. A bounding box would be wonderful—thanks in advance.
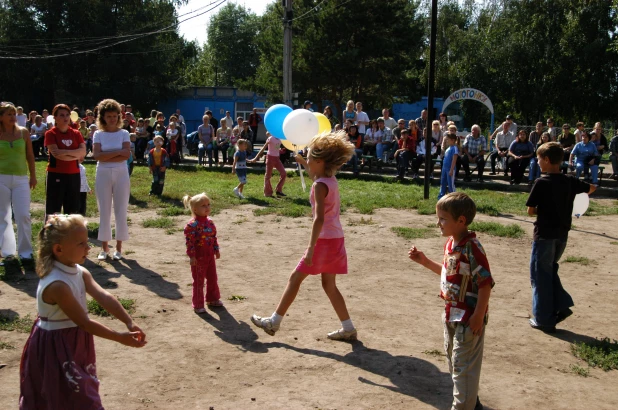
[270,312,283,325]
[341,318,355,332]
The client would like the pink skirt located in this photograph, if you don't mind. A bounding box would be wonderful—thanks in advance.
[296,237,347,275]
[20,324,103,410]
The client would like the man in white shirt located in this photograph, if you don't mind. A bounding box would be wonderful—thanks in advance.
[489,121,515,175]
[223,111,234,129]
[175,109,185,124]
[490,114,518,140]
[355,101,370,136]
[16,106,27,127]
[378,108,397,130]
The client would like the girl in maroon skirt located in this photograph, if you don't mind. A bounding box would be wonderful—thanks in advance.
[20,214,146,409]
[251,131,359,341]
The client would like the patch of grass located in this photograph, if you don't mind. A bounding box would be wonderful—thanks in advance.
[0,341,16,349]
[391,227,434,239]
[256,231,264,234]
[165,228,176,235]
[232,216,249,225]
[476,204,500,217]
[157,206,188,217]
[569,364,590,377]
[87,222,100,238]
[142,217,174,229]
[87,298,136,316]
[571,338,618,371]
[348,217,376,226]
[0,313,34,333]
[469,221,525,238]
[610,241,618,246]
[228,295,247,301]
[564,256,592,266]
[422,349,445,357]
[124,250,135,255]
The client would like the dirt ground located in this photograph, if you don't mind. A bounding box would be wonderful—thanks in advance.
[1,202,618,409]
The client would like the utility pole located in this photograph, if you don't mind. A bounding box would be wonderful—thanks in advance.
[424,0,438,199]
[283,0,293,107]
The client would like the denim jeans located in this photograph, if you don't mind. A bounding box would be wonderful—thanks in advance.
[529,157,540,181]
[529,238,574,326]
[198,142,214,166]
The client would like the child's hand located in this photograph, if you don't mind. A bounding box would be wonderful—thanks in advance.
[160,167,166,172]
[117,331,147,348]
[303,248,314,266]
[408,246,427,265]
[449,169,453,176]
[468,311,484,336]
[295,153,304,162]
[126,321,146,343]
[189,257,197,266]
[232,168,236,174]
[149,169,153,174]
[215,250,220,259]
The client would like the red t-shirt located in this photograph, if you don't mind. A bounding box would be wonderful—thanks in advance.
[44,127,84,174]
[398,136,416,152]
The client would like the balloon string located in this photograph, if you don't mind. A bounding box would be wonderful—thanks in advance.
[296,144,306,192]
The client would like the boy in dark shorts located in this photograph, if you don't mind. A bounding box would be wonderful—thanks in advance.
[526,142,596,332]
[409,192,493,410]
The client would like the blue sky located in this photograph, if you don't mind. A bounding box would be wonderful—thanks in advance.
[177,0,273,45]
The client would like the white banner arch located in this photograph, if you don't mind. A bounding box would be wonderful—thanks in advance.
[442,88,494,114]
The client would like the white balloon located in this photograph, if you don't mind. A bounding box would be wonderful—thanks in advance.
[572,193,589,218]
[282,109,319,146]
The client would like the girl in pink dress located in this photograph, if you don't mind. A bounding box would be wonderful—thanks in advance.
[249,131,288,197]
[20,214,146,409]
[251,131,358,341]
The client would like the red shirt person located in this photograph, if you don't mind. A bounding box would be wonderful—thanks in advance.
[248,108,262,143]
[44,104,86,216]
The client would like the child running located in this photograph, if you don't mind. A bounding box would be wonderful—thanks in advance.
[232,138,249,199]
[147,135,169,197]
[409,192,494,410]
[439,132,459,199]
[251,131,358,341]
[183,193,222,313]
[20,214,146,408]
[526,142,596,333]
[249,131,288,197]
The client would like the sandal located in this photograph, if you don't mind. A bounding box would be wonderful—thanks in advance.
[207,300,224,307]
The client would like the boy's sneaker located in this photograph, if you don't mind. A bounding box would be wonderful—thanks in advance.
[233,187,242,198]
[97,251,108,261]
[327,328,358,341]
[276,191,286,197]
[529,318,556,333]
[251,314,279,336]
[112,251,122,260]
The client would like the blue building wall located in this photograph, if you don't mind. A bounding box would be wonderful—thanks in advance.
[158,87,267,138]
[392,97,446,123]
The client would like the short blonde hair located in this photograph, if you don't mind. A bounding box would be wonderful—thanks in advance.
[153,135,164,144]
[306,130,355,177]
[96,98,122,130]
[436,192,476,226]
[183,192,211,216]
[37,214,87,278]
[237,138,249,149]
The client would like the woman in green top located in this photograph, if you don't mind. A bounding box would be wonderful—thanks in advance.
[0,102,37,264]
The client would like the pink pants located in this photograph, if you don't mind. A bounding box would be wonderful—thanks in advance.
[191,256,219,308]
[264,155,287,196]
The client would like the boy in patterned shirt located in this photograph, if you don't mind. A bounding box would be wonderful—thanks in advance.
[409,192,494,410]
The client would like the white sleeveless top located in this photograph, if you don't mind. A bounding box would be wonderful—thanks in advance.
[36,261,88,330]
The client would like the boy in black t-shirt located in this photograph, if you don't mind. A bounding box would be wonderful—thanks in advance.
[526,142,596,333]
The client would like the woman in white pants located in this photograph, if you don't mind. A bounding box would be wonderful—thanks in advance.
[92,99,131,261]
[0,102,37,264]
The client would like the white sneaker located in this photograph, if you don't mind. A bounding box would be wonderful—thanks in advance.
[327,328,358,341]
[233,187,242,198]
[97,251,108,261]
[112,251,122,260]
[251,314,279,336]
[238,192,246,199]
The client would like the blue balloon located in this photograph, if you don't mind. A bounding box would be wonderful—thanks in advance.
[264,104,292,140]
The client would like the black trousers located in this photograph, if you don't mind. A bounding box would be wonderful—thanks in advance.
[490,148,509,173]
[45,172,81,216]
[462,154,486,178]
[507,157,531,183]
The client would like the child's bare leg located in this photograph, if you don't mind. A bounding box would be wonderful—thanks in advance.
[321,273,350,321]
[101,241,109,253]
[116,240,122,252]
[275,270,309,315]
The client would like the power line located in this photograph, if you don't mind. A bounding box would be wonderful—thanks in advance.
[0,0,227,59]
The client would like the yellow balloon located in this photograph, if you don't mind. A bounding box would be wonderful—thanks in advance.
[70,111,79,122]
[313,112,332,134]
[281,139,305,152]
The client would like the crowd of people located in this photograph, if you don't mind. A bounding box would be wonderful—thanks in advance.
[0,96,609,410]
